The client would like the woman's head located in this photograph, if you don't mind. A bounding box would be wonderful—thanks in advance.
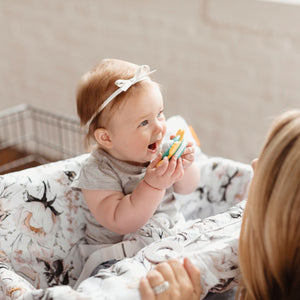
[237,110,300,299]
[76,59,160,148]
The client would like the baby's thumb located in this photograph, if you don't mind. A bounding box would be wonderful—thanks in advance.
[149,153,162,168]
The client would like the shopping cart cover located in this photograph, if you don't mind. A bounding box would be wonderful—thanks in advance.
[0,116,252,300]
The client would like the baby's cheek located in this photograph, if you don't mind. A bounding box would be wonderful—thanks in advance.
[162,124,167,137]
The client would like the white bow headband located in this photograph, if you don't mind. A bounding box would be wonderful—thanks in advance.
[86,65,156,128]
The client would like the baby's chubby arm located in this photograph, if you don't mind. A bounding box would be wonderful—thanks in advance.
[173,142,200,194]
[82,154,184,235]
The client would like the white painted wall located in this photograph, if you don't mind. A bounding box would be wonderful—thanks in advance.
[0,0,299,163]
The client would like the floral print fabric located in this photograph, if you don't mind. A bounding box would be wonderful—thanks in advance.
[0,155,89,299]
[0,122,252,300]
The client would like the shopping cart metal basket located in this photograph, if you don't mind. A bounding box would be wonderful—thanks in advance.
[0,104,86,174]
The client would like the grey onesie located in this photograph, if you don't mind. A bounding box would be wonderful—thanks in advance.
[72,148,183,244]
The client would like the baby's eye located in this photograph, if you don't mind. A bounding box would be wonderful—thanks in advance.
[139,120,148,127]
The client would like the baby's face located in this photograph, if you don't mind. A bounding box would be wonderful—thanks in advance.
[107,82,166,165]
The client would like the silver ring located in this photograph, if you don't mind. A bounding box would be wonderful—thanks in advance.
[153,281,170,294]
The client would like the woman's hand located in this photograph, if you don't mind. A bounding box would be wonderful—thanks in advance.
[144,154,184,190]
[139,258,201,300]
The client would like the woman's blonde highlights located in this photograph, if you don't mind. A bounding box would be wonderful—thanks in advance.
[237,110,300,300]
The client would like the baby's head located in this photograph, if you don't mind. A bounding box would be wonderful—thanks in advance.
[76,59,166,164]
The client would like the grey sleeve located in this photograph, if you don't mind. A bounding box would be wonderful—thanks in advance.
[71,156,123,192]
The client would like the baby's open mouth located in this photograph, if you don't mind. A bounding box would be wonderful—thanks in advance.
[148,142,157,151]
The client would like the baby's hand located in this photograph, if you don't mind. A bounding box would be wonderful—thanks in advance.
[144,153,184,190]
[180,142,195,169]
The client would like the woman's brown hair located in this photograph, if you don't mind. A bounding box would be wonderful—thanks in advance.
[236,110,300,299]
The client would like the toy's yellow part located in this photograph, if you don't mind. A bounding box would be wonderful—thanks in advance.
[157,141,181,167]
[156,129,186,167]
[176,129,185,142]
[167,141,180,159]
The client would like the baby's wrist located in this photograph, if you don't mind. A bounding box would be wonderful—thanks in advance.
[143,179,164,191]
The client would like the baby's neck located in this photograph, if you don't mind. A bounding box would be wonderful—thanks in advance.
[99,147,149,167]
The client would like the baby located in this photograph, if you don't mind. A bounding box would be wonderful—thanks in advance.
[72,59,200,245]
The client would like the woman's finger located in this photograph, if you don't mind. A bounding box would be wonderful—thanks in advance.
[165,259,200,299]
[167,259,191,283]
[155,262,177,285]
[146,269,165,286]
[146,270,171,300]
[139,277,156,300]
[183,258,202,297]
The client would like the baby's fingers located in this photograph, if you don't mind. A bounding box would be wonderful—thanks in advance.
[182,152,195,163]
[155,156,169,174]
[149,153,163,168]
[164,155,177,176]
[173,157,184,180]
[181,145,195,165]
[182,144,195,156]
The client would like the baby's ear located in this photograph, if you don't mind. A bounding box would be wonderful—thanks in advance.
[94,128,113,148]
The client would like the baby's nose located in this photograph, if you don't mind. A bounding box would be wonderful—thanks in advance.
[154,121,163,134]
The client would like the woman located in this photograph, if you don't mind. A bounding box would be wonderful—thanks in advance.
[139,110,300,299]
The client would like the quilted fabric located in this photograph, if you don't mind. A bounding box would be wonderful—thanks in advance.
[0,155,89,292]
[0,117,252,300]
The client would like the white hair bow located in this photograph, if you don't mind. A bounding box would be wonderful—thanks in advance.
[115,65,156,91]
[87,65,156,128]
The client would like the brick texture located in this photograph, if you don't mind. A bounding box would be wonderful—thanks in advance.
[0,0,299,163]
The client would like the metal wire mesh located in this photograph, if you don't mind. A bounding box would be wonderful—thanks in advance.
[0,104,86,174]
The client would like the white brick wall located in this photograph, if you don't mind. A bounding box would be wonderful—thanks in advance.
[0,0,299,163]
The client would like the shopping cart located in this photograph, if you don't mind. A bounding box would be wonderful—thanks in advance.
[0,104,86,174]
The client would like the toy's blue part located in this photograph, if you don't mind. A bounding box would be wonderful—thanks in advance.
[172,135,181,142]
[162,146,171,159]
[174,140,187,158]
[161,139,175,159]
[162,151,169,159]
[161,135,186,160]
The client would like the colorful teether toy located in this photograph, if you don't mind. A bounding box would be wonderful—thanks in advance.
[157,129,187,166]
